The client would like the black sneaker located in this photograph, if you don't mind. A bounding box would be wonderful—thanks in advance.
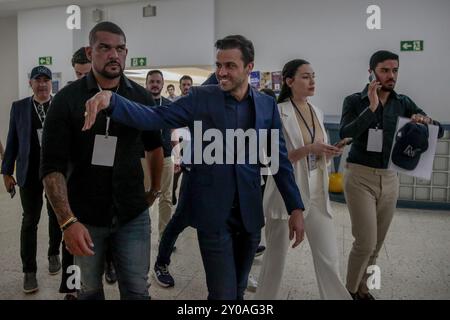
[23,273,38,294]
[63,293,77,300]
[105,262,117,284]
[348,290,376,300]
[358,292,376,300]
[255,245,266,257]
[348,290,359,300]
[48,255,61,275]
[153,263,175,288]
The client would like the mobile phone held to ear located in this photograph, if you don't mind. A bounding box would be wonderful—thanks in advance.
[369,71,376,82]
[334,138,353,148]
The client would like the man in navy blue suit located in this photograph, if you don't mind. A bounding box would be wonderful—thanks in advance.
[1,66,62,293]
[83,35,305,300]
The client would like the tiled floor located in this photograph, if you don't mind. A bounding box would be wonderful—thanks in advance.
[0,190,448,300]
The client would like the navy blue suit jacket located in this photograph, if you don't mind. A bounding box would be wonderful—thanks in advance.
[1,97,34,187]
[108,85,304,232]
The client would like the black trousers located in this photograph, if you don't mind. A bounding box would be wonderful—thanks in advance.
[19,179,62,273]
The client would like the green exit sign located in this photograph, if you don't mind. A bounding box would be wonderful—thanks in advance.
[38,56,52,65]
[401,40,424,52]
[131,57,147,67]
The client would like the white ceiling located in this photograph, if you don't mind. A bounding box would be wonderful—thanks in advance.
[0,0,147,17]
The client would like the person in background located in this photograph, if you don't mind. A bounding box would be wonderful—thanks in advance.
[166,84,177,101]
[1,66,62,294]
[145,69,174,242]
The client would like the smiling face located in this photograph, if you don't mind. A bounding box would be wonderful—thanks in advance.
[286,63,316,99]
[371,59,399,92]
[215,48,253,94]
[86,31,127,80]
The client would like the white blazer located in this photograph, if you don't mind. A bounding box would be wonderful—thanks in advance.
[263,100,333,220]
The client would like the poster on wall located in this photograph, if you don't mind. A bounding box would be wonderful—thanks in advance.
[250,71,261,89]
[271,71,282,93]
[260,72,272,89]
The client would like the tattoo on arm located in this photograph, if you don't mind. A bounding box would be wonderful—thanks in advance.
[43,172,73,225]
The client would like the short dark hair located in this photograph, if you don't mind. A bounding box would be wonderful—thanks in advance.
[370,50,399,70]
[89,21,126,46]
[260,88,277,100]
[167,84,175,90]
[179,75,193,84]
[215,35,254,66]
[71,47,90,67]
[146,69,163,82]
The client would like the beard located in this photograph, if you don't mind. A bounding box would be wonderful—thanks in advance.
[98,61,123,79]
[380,79,396,92]
[151,88,162,96]
[218,76,245,92]
[380,84,395,92]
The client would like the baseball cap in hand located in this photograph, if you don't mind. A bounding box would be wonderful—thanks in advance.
[392,122,429,170]
[30,66,52,80]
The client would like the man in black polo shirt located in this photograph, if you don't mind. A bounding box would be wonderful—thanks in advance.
[340,50,444,300]
[41,22,162,300]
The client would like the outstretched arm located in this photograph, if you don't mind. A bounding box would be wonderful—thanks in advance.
[83,90,194,131]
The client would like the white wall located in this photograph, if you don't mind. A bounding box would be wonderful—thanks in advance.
[18,6,75,98]
[216,0,450,121]
[0,16,18,143]
[77,0,215,68]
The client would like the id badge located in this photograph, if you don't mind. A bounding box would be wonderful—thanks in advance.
[91,134,117,167]
[367,128,383,153]
[308,154,317,171]
[37,128,43,147]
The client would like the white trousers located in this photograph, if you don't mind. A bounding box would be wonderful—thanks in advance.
[255,168,351,300]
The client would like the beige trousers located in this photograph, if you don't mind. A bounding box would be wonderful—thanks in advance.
[344,163,399,294]
[255,168,351,300]
[142,157,174,240]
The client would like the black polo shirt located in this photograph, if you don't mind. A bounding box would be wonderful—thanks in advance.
[40,71,162,227]
[340,85,444,169]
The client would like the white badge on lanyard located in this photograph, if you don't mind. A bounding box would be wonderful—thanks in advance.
[367,127,383,152]
[308,153,317,171]
[37,128,43,147]
[33,99,48,147]
[91,84,118,167]
[91,117,117,167]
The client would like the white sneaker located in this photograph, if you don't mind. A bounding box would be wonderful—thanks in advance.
[246,274,258,292]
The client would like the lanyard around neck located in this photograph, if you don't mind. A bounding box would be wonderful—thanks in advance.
[97,83,120,137]
[32,98,51,127]
[290,98,316,143]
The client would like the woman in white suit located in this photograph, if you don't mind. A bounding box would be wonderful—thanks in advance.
[255,59,351,300]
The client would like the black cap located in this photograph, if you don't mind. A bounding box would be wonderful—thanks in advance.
[30,66,52,80]
[392,122,429,171]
